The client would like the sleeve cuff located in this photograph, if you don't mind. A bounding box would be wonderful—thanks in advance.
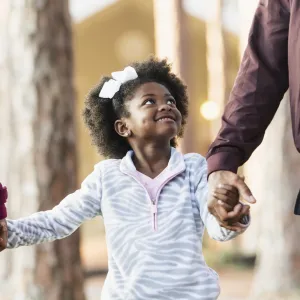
[239,215,250,225]
[235,214,251,230]
[206,151,243,176]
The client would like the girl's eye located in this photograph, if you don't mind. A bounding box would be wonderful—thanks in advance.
[167,99,176,105]
[144,99,155,105]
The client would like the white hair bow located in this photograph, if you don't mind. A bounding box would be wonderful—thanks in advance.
[99,66,138,99]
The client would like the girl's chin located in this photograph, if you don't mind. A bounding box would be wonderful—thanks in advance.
[155,131,178,141]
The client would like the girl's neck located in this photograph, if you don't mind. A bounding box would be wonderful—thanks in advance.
[131,143,171,179]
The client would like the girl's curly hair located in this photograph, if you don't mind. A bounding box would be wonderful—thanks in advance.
[83,57,189,159]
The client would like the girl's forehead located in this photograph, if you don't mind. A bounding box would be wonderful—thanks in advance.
[133,82,171,97]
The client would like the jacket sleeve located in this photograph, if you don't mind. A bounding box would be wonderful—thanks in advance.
[6,165,102,248]
[207,0,290,175]
[195,156,249,242]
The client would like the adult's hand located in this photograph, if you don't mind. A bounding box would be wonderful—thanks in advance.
[207,170,256,230]
[0,219,7,252]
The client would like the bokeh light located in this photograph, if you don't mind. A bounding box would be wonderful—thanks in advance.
[200,100,220,120]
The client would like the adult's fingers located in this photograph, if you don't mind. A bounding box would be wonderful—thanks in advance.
[234,178,256,204]
[222,203,251,225]
[211,204,243,232]
[0,224,6,251]
[0,222,7,232]
[227,203,243,219]
[214,204,231,223]
[0,237,5,251]
[0,221,7,251]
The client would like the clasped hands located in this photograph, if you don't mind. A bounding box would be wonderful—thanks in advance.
[208,170,256,232]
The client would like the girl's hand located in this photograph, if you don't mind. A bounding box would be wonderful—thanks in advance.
[208,173,254,231]
[212,184,240,211]
[212,184,250,232]
[0,219,7,251]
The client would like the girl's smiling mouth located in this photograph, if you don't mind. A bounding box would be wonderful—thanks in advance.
[155,114,176,122]
[157,118,175,123]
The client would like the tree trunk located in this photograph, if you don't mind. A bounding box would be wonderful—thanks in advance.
[205,0,226,139]
[0,1,85,299]
[152,0,192,153]
[153,0,187,85]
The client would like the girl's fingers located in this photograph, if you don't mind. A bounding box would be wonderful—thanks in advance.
[213,189,239,207]
[216,199,233,211]
[216,184,239,195]
[213,191,236,202]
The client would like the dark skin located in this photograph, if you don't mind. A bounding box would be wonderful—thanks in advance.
[115,82,182,178]
[208,171,254,229]
[114,82,249,231]
[0,220,7,251]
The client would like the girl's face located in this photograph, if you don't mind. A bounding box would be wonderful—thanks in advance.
[115,82,182,144]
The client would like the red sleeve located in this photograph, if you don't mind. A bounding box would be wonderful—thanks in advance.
[207,0,290,175]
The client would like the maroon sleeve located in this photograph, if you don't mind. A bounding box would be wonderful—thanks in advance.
[207,0,290,175]
[0,184,7,219]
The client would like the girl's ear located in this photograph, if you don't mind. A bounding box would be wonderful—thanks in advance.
[114,119,131,137]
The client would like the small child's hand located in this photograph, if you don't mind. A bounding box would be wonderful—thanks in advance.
[0,219,7,251]
[212,184,240,211]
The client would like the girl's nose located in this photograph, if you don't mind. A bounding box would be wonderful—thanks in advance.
[158,103,172,111]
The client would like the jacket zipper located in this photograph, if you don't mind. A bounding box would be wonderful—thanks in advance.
[121,169,184,232]
[151,171,183,231]
[151,199,157,231]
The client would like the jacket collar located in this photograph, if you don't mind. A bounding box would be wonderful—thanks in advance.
[120,147,186,178]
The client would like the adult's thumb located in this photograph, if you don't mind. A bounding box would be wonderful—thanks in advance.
[236,178,256,204]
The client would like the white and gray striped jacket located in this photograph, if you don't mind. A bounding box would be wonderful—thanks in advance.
[7,148,249,300]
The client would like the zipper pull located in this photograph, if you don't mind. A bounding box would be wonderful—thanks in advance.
[151,200,157,231]
[151,200,157,213]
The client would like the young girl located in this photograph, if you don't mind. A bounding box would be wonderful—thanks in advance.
[0,57,250,300]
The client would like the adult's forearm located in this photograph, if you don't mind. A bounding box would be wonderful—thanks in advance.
[207,0,290,175]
